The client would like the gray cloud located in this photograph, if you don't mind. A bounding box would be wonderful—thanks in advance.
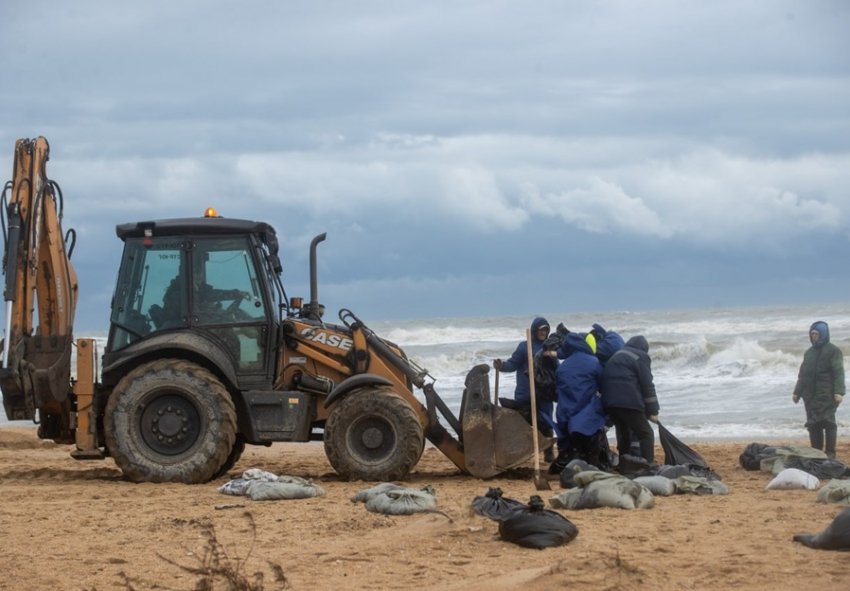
[1,0,848,329]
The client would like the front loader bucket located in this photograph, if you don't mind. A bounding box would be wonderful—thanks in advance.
[460,364,548,478]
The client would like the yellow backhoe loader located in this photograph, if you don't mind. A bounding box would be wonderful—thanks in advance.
[1,137,548,483]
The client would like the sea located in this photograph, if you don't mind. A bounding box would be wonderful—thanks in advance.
[2,302,848,442]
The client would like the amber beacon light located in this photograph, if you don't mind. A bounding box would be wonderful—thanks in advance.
[204,207,218,218]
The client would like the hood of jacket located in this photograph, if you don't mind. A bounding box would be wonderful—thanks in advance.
[809,321,830,347]
[562,331,595,356]
[531,316,550,342]
[625,335,649,353]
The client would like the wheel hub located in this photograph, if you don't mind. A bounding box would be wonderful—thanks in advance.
[139,394,200,456]
[361,427,384,449]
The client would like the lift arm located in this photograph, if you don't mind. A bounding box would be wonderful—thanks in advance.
[0,137,79,431]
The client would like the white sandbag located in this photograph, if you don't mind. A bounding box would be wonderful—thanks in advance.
[241,468,279,482]
[350,483,408,504]
[218,478,251,496]
[765,468,820,491]
[364,485,437,515]
[548,489,583,510]
[816,479,850,505]
[634,475,677,496]
[245,479,325,501]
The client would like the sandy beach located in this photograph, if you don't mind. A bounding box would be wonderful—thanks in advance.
[0,426,847,591]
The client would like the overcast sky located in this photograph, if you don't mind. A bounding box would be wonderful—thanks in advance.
[1,1,848,331]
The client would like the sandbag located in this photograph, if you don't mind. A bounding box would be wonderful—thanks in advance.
[793,507,850,551]
[218,478,251,496]
[655,465,691,479]
[498,495,579,549]
[760,445,827,474]
[558,459,601,489]
[634,475,677,496]
[816,480,850,505]
[350,483,409,504]
[241,468,279,482]
[739,443,792,471]
[783,457,850,480]
[765,468,820,491]
[245,479,326,501]
[550,471,655,510]
[219,469,309,496]
[471,487,526,521]
[659,423,706,467]
[365,485,438,515]
[674,475,729,496]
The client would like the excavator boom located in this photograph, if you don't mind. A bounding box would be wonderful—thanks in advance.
[1,137,78,428]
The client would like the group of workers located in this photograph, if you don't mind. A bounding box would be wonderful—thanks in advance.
[493,317,659,472]
[495,317,847,472]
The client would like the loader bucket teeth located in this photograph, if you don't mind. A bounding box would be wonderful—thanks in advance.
[460,364,535,478]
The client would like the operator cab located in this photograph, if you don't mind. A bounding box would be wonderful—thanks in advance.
[106,213,283,376]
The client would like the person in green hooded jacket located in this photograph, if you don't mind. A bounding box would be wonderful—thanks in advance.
[792,321,845,459]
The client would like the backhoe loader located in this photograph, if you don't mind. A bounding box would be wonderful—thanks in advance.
[1,137,546,483]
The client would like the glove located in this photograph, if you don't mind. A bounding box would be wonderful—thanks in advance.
[493,359,503,371]
[836,394,844,405]
[792,394,800,404]
[648,415,659,424]
[556,323,569,336]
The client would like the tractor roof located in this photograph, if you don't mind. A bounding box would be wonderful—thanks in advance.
[115,217,279,255]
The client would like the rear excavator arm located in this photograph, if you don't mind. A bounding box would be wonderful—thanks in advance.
[0,137,81,441]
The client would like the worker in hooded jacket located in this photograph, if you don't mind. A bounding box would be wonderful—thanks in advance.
[599,335,660,464]
[793,321,845,460]
[494,317,556,462]
[553,332,606,468]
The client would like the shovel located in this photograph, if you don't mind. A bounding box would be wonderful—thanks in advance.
[493,366,500,407]
[526,329,551,491]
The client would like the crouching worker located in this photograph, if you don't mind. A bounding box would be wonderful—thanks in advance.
[600,335,659,464]
[551,332,608,472]
[493,317,557,462]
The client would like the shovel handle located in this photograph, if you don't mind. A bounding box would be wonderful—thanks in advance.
[526,329,541,471]
[494,367,499,406]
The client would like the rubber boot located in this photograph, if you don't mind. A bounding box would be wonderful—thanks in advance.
[825,424,838,460]
[808,426,824,452]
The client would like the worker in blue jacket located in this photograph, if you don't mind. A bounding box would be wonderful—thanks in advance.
[494,316,556,461]
[552,332,607,468]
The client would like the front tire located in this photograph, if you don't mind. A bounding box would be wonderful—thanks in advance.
[324,388,424,481]
[104,359,236,484]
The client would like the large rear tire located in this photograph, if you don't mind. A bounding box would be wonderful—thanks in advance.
[324,388,424,481]
[104,359,236,484]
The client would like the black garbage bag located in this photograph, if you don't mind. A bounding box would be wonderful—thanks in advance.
[793,507,850,551]
[783,457,850,480]
[498,495,579,549]
[533,331,565,403]
[738,442,793,471]
[471,487,526,521]
[659,423,706,467]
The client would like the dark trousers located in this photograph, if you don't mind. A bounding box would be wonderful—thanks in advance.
[607,407,655,463]
[808,421,838,457]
